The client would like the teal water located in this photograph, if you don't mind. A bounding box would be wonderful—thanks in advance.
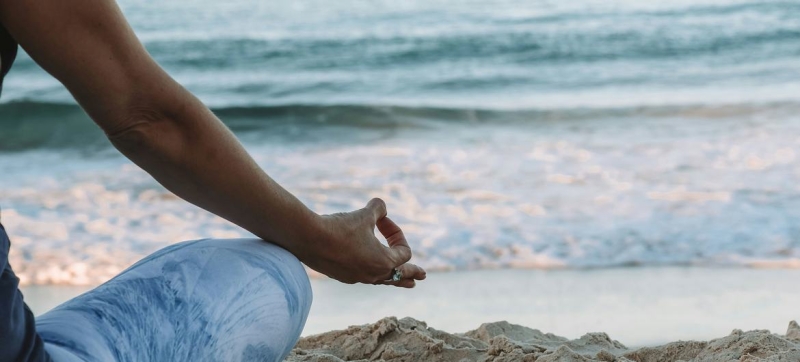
[4,0,800,113]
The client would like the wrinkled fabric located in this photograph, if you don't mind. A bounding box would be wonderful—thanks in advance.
[35,238,312,362]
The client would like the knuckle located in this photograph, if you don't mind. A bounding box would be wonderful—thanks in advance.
[399,250,412,264]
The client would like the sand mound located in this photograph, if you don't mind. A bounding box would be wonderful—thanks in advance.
[286,317,800,362]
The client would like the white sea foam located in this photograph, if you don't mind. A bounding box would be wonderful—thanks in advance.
[3,107,800,285]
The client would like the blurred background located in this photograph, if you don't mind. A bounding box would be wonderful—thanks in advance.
[2,0,800,346]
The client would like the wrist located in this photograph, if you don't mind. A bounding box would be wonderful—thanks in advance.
[290,208,327,263]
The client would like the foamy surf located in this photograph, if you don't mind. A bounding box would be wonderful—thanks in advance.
[3,101,800,285]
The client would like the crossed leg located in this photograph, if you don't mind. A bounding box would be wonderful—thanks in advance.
[35,238,313,362]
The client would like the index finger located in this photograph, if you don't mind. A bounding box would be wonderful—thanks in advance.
[376,216,412,266]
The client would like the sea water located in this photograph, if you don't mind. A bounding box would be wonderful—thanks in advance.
[2,0,800,285]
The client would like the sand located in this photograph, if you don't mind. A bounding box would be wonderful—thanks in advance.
[286,317,800,362]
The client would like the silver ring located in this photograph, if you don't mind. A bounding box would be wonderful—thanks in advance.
[386,268,403,282]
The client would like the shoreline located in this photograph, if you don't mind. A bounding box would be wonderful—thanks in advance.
[22,267,800,348]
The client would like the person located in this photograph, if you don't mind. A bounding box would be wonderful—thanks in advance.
[0,1,427,361]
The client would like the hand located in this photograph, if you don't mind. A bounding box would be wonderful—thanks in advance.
[301,198,426,288]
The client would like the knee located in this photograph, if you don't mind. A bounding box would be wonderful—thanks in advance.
[193,239,313,361]
[164,238,314,319]
[122,237,313,314]
[195,238,313,308]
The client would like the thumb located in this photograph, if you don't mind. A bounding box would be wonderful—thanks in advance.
[364,198,388,223]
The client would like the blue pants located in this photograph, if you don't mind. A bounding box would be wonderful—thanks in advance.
[3,235,313,362]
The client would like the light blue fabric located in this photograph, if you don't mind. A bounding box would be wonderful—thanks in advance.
[34,238,313,362]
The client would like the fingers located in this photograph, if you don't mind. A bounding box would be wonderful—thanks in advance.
[398,263,427,281]
[377,216,412,266]
[363,197,419,287]
[374,263,427,288]
[396,279,417,288]
[364,198,412,266]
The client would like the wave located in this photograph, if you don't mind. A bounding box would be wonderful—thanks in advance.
[117,0,800,71]
[4,0,800,112]
[3,99,800,152]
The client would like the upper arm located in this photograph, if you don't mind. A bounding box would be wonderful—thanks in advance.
[0,0,184,135]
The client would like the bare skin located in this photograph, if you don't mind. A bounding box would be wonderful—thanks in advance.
[0,1,426,287]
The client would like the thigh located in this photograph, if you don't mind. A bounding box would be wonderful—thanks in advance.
[36,238,313,362]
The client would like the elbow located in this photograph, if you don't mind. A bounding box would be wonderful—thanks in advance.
[102,88,211,168]
[105,108,160,154]
[102,78,190,150]
[105,107,184,163]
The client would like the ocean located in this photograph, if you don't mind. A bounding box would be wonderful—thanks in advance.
[2,0,800,285]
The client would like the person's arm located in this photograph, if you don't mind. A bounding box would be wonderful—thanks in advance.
[0,0,425,287]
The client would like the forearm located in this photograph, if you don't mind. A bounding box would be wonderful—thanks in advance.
[108,86,320,260]
[2,0,426,288]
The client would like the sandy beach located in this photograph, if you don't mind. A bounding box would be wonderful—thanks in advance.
[23,267,800,361]
[292,268,800,361]
[288,317,800,361]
